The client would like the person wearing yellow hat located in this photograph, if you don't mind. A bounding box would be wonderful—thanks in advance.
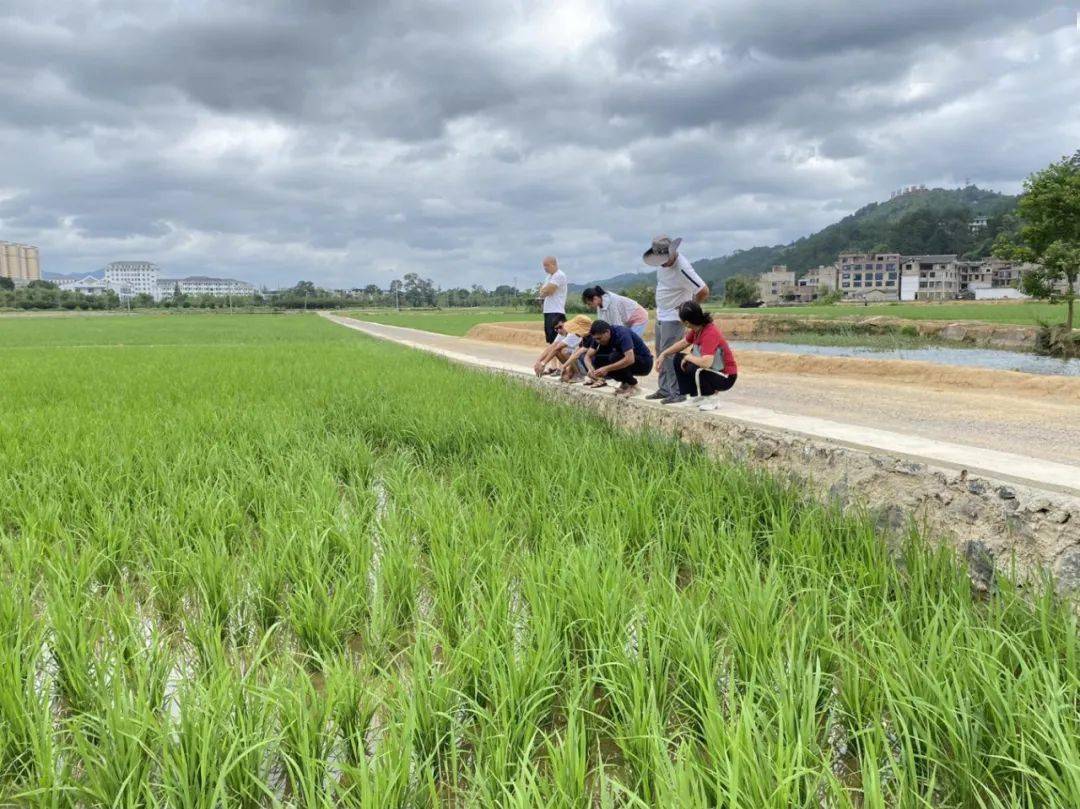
[532,313,592,379]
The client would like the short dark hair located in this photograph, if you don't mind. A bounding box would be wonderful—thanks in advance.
[552,313,568,327]
[581,286,605,304]
[588,319,612,336]
[677,301,713,327]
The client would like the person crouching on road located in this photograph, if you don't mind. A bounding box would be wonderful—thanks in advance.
[533,314,592,378]
[654,301,738,411]
[582,319,654,397]
[580,286,649,336]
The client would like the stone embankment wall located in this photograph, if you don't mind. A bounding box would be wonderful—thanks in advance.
[523,378,1080,594]
[466,323,1080,404]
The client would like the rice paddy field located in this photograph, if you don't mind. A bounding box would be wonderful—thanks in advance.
[2,312,1080,807]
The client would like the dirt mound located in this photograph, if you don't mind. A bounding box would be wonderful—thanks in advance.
[736,351,1080,404]
[466,321,1080,404]
[466,322,548,347]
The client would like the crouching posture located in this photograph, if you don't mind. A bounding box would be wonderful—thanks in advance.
[533,314,592,378]
[655,301,738,410]
[582,319,654,397]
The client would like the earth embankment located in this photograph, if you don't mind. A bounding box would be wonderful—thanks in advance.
[465,321,1080,405]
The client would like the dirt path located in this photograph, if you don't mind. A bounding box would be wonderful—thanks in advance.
[322,313,1080,492]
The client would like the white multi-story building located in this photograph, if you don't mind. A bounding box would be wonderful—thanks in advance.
[57,274,132,298]
[156,275,256,299]
[0,241,41,280]
[180,276,255,297]
[104,261,160,298]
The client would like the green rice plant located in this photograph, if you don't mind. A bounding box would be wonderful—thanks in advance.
[543,683,590,805]
[325,654,378,768]
[273,665,336,806]
[67,668,161,807]
[287,567,365,664]
[0,584,56,790]
[4,312,1080,806]
[162,670,275,808]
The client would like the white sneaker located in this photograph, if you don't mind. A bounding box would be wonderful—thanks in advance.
[698,401,718,412]
[686,395,702,404]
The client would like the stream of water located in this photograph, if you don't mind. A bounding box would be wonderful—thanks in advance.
[731,340,1080,377]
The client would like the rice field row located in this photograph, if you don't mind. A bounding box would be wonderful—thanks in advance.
[1,313,1078,807]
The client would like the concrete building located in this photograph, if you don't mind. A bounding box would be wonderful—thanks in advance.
[957,260,993,294]
[757,265,796,305]
[0,241,41,281]
[969,215,989,234]
[58,274,133,299]
[900,255,959,301]
[105,261,161,299]
[795,264,839,302]
[178,276,255,297]
[837,252,901,300]
[156,275,256,299]
[986,259,1030,289]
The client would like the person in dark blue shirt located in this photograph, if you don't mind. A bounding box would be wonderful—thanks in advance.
[582,320,654,397]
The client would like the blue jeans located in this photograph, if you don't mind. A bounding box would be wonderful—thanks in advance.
[630,322,646,337]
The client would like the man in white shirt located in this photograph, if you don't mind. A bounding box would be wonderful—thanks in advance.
[642,235,710,404]
[581,286,650,336]
[538,256,568,344]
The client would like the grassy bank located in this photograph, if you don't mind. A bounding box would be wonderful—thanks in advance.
[344,307,537,336]
[713,300,1067,326]
[2,312,1079,806]
[752,330,950,351]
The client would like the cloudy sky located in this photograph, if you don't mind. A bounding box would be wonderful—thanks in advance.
[1,1,1078,290]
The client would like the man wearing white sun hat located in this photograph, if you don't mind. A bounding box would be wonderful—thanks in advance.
[642,235,709,404]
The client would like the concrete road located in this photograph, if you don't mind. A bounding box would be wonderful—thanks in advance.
[323,313,1080,494]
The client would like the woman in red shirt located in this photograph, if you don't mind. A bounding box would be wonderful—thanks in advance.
[655,301,738,411]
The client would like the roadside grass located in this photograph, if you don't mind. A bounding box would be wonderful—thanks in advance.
[343,308,536,335]
[1,312,1078,806]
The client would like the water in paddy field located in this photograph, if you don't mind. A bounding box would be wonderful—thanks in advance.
[732,341,1080,377]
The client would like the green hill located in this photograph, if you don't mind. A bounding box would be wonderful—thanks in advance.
[584,186,1018,293]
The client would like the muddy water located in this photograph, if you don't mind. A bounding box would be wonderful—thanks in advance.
[733,341,1080,378]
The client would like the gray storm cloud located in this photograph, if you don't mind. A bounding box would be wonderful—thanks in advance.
[0,0,1077,288]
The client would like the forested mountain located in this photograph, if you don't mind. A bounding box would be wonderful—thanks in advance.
[583,186,1018,292]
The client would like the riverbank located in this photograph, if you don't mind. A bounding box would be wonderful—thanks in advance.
[464,321,1080,401]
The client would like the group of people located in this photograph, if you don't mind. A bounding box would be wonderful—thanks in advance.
[533,236,738,411]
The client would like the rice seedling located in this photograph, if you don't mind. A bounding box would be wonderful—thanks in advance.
[2,312,1079,806]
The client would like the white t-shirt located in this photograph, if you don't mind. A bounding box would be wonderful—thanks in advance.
[599,292,648,327]
[553,332,581,350]
[655,254,706,321]
[542,269,568,313]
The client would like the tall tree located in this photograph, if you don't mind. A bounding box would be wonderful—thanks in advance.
[723,275,758,306]
[995,150,1080,330]
[402,273,436,307]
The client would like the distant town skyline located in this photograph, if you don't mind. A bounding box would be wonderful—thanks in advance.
[0,2,1077,289]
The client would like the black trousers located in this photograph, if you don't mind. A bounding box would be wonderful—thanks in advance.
[672,352,737,396]
[596,351,654,385]
[543,312,565,344]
